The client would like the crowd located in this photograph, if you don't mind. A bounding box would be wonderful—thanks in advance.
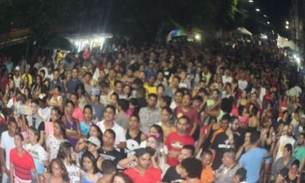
[0,38,303,183]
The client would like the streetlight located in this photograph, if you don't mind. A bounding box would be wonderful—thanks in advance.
[249,0,254,3]
[263,14,268,18]
[286,25,289,29]
[286,21,289,25]
[267,21,270,25]
[255,8,260,12]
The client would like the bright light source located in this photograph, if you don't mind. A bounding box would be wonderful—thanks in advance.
[256,8,260,12]
[285,25,289,29]
[286,21,289,25]
[294,54,301,64]
[195,34,201,41]
[249,0,254,3]
[267,21,270,25]
[260,34,268,39]
[263,14,268,18]
[272,30,275,34]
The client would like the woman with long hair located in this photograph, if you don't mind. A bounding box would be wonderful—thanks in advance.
[81,151,102,183]
[57,141,81,183]
[45,107,62,138]
[31,75,43,98]
[111,172,133,183]
[75,83,89,110]
[43,158,70,183]
[46,121,67,160]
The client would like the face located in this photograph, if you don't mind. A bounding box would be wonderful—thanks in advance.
[51,162,63,177]
[109,95,118,105]
[147,96,157,108]
[298,135,305,145]
[146,137,158,149]
[65,103,74,114]
[290,165,298,174]
[221,153,231,167]
[53,123,61,136]
[84,108,93,122]
[176,118,189,134]
[283,147,290,158]
[161,109,171,122]
[70,95,78,105]
[103,107,115,121]
[178,149,192,163]
[51,109,59,122]
[287,125,293,136]
[87,142,98,153]
[113,176,125,183]
[245,132,251,143]
[175,92,183,103]
[233,175,241,183]
[14,135,23,148]
[53,71,59,80]
[115,83,123,93]
[221,119,229,130]
[28,129,37,143]
[182,95,191,107]
[231,119,239,131]
[72,69,78,78]
[123,85,131,95]
[89,126,99,137]
[103,132,115,146]
[31,102,39,114]
[137,153,151,169]
[129,116,139,129]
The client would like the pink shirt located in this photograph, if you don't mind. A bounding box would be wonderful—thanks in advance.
[45,122,54,136]
[72,106,84,122]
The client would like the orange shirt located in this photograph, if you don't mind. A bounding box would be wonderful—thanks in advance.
[201,165,214,183]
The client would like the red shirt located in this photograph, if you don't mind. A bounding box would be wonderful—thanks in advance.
[174,106,198,134]
[10,148,35,181]
[124,167,161,183]
[72,106,84,122]
[165,131,195,166]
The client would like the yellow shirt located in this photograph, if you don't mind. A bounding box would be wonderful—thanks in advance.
[144,83,157,95]
[21,74,33,87]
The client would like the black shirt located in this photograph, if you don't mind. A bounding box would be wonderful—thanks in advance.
[210,132,232,170]
[162,166,183,183]
[100,148,121,165]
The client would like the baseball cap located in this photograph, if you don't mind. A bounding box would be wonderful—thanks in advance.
[91,88,101,96]
[86,136,101,148]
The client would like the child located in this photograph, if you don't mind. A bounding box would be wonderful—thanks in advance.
[200,150,214,183]
[233,168,247,183]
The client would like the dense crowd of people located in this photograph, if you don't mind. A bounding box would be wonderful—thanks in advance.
[0,38,303,183]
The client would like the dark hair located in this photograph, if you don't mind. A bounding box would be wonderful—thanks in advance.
[75,83,85,95]
[192,96,203,103]
[49,159,70,182]
[178,115,190,124]
[54,85,62,93]
[88,124,103,141]
[250,132,260,145]
[110,92,119,101]
[111,172,133,183]
[235,167,247,181]
[284,143,293,154]
[291,159,300,168]
[157,84,165,91]
[224,149,236,160]
[29,126,40,142]
[162,107,173,115]
[51,106,62,119]
[31,98,40,106]
[104,129,116,140]
[181,158,202,179]
[201,149,213,157]
[54,121,67,139]
[136,87,146,97]
[130,114,140,123]
[114,80,123,87]
[100,80,110,88]
[15,133,24,141]
[83,105,93,114]
[101,160,117,175]
[148,93,158,100]
[8,117,17,126]
[118,99,129,112]
[175,89,184,95]
[161,96,172,107]
[57,142,75,165]
[183,145,195,156]
[70,92,79,100]
[149,124,164,143]
[81,151,99,174]
[65,99,75,108]
[105,105,116,115]
[221,113,231,122]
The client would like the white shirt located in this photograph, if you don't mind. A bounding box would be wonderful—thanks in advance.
[222,75,233,84]
[275,135,295,161]
[0,131,15,169]
[96,120,126,146]
[238,80,248,90]
[38,107,51,123]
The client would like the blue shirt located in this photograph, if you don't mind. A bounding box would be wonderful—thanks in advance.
[80,121,91,137]
[239,147,268,183]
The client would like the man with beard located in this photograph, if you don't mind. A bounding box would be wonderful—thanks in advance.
[274,124,295,161]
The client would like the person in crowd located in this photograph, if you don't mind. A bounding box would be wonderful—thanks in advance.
[179,157,202,183]
[70,92,84,122]
[80,105,94,137]
[75,124,103,153]
[42,158,70,183]
[292,133,305,169]
[89,88,105,123]
[111,172,133,183]
[25,127,49,182]
[47,86,63,110]
[0,117,17,183]
[10,133,40,183]
[97,105,126,149]
[62,100,81,148]
[274,124,295,161]
[200,149,214,183]
[75,83,89,110]
[214,149,241,183]
[46,121,66,160]
[116,99,130,129]
[66,68,82,93]
[272,143,295,178]
[124,147,161,183]
[162,145,195,183]
[100,129,122,165]
[139,93,161,133]
[49,69,65,92]
[239,132,268,183]
[81,151,102,183]
[157,107,176,140]
[125,114,146,151]
[275,159,300,183]
[97,160,117,183]
[233,168,247,183]
[57,141,81,183]
[165,115,195,166]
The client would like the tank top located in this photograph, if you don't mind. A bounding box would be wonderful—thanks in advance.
[48,175,68,183]
[65,116,78,147]
[81,172,102,183]
[66,164,81,183]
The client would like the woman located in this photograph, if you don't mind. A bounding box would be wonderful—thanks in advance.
[57,142,81,183]
[46,121,67,160]
[180,158,202,183]
[80,105,93,137]
[45,107,61,138]
[43,158,70,183]
[48,86,63,110]
[275,159,300,183]
[140,124,165,147]
[111,172,133,183]
[25,127,49,182]
[31,75,43,98]
[76,83,88,110]
[20,75,31,94]
[122,85,132,99]
[62,100,81,148]
[125,115,146,151]
[248,105,259,131]
[23,87,32,105]
[75,124,103,153]
[10,133,40,183]
[81,152,102,183]
[236,90,248,116]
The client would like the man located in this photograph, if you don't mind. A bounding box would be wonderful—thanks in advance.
[170,89,183,110]
[26,99,45,145]
[13,66,21,89]
[66,68,82,93]
[174,93,199,137]
[201,150,214,183]
[274,124,295,161]
[89,88,105,123]
[97,160,117,183]
[139,94,161,134]
[135,87,148,109]
[70,93,84,122]
[215,149,241,183]
[0,117,17,183]
[49,69,65,92]
[272,143,295,177]
[239,132,268,183]
[124,147,162,183]
[143,75,157,95]
[157,107,176,140]
[97,105,126,149]
[21,64,33,86]
[163,145,195,183]
[83,72,93,94]
[165,115,195,166]
[180,158,202,183]
[116,99,130,129]
[210,114,235,170]
[100,129,122,165]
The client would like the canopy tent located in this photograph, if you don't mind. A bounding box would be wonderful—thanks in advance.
[277,35,297,50]
[166,29,187,42]
[235,27,252,36]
